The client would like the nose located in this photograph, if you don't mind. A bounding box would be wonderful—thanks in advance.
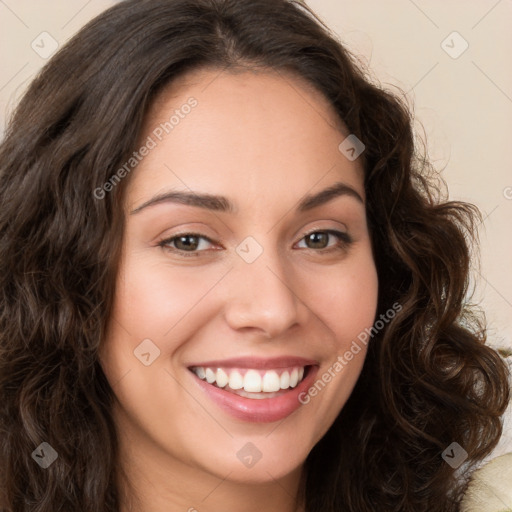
[222,245,304,339]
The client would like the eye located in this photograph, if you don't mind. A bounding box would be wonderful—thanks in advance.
[295,229,352,252]
[157,233,217,256]
[157,229,352,258]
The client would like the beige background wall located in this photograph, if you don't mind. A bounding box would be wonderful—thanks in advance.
[1,0,511,349]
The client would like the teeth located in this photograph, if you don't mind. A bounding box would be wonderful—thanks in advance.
[215,368,229,388]
[280,371,290,389]
[191,366,307,394]
[289,368,299,387]
[205,368,216,384]
[244,370,262,392]
[262,371,280,392]
[229,370,243,390]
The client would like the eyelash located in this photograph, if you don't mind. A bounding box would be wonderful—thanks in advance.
[157,229,353,258]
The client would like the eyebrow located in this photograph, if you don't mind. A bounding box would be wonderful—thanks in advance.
[129,181,364,215]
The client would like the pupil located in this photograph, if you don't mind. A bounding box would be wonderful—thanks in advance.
[177,235,198,250]
[308,232,327,248]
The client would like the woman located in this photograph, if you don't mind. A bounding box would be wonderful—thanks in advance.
[0,1,509,510]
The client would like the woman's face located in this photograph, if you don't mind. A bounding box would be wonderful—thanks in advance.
[99,68,378,490]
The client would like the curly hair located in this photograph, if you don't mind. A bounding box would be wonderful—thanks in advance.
[0,0,509,510]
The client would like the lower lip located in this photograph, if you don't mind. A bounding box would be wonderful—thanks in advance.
[191,366,319,423]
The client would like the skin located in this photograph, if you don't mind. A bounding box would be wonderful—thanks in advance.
[98,67,379,512]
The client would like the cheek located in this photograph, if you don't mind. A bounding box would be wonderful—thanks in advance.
[303,249,379,347]
[112,252,229,342]
[298,250,378,436]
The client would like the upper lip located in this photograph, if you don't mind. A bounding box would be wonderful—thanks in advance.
[187,356,318,369]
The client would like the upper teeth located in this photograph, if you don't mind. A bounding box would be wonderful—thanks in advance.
[192,367,306,393]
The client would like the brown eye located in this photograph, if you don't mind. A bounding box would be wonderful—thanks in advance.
[304,232,330,249]
[296,229,353,252]
[173,234,200,251]
[158,233,216,255]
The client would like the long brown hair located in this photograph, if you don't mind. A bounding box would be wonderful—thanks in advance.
[0,1,509,510]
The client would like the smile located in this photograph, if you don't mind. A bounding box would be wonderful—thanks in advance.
[187,357,319,423]
[190,366,307,398]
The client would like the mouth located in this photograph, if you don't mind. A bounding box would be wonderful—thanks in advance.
[187,357,319,423]
[190,365,310,399]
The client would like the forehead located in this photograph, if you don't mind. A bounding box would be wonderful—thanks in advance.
[145,66,347,135]
[127,68,364,211]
